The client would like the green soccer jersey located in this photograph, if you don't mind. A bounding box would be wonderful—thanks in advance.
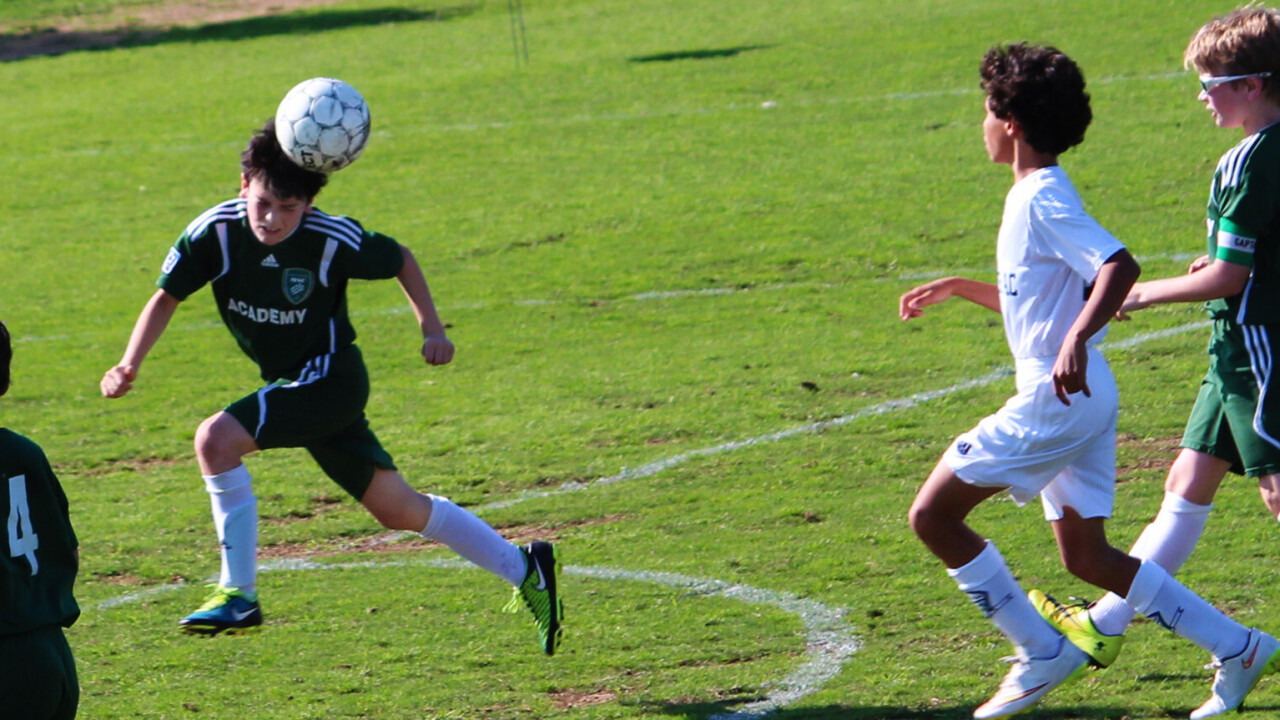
[0,429,79,636]
[157,199,405,381]
[1205,122,1280,324]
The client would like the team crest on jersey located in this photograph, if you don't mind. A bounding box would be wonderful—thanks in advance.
[282,268,315,305]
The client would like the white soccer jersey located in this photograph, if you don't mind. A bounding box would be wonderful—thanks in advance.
[996,166,1126,360]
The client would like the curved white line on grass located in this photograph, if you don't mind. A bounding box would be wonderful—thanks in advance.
[481,320,1212,511]
[93,557,858,720]
[569,564,859,720]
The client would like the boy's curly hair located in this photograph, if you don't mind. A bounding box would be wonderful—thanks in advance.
[980,43,1092,156]
[241,119,329,201]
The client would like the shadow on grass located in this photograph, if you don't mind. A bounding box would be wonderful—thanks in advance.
[643,698,1169,719]
[0,4,477,62]
[628,44,774,63]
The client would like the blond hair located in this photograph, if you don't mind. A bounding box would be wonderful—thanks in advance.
[1186,6,1280,103]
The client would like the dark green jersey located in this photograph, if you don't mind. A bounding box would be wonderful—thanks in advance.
[157,199,405,381]
[0,429,79,635]
[1205,123,1280,324]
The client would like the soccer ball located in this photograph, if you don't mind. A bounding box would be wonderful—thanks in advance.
[274,78,371,173]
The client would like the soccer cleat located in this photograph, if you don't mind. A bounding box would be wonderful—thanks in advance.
[1190,628,1280,719]
[972,639,1089,719]
[504,541,563,656]
[179,586,262,635]
[1028,589,1124,668]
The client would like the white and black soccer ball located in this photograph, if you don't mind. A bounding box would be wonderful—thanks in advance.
[274,77,371,173]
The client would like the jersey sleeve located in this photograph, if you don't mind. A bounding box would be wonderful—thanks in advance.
[1033,192,1126,282]
[338,226,405,281]
[1214,156,1277,267]
[156,226,226,301]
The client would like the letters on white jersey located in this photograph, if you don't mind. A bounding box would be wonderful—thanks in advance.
[997,167,1125,360]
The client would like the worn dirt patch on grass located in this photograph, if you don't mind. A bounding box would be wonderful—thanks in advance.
[0,0,346,60]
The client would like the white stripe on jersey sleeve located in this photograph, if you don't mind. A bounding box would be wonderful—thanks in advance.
[318,238,339,288]
[184,198,246,239]
[214,224,231,281]
[303,210,364,252]
[1218,133,1263,190]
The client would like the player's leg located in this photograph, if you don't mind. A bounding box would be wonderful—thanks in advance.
[0,627,78,720]
[1050,506,1279,716]
[315,437,564,656]
[1076,450,1226,640]
[1260,473,1280,518]
[361,471,562,655]
[1035,375,1238,661]
[909,460,1058,656]
[181,410,263,634]
[910,459,1087,719]
[361,468,527,584]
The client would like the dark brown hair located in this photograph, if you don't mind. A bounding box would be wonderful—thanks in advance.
[980,43,1092,156]
[241,118,329,201]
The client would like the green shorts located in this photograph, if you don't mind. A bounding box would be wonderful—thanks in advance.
[1181,319,1280,477]
[226,345,395,500]
[0,625,78,720]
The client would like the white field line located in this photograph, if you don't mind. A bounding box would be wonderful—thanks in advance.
[13,73,1186,162]
[93,557,857,719]
[479,320,1211,511]
[13,251,1201,346]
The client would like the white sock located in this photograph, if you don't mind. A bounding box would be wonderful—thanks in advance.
[1090,492,1212,636]
[1125,559,1248,659]
[203,465,257,596]
[948,541,1062,659]
[420,494,527,586]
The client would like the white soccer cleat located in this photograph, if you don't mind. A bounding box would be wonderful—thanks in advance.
[1190,629,1280,719]
[973,639,1089,719]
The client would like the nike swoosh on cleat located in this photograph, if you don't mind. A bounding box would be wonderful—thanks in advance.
[994,683,1049,705]
[1243,642,1261,670]
[231,608,257,622]
[534,560,548,591]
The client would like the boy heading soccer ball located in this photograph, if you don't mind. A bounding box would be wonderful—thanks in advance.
[101,119,563,655]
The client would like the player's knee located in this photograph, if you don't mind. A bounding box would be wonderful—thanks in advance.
[193,416,220,457]
[908,499,943,543]
[1262,488,1280,520]
[194,414,246,466]
[1058,548,1097,583]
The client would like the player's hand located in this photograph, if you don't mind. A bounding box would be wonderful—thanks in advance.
[101,365,137,398]
[421,335,455,366]
[899,279,955,321]
[1188,255,1211,274]
[1114,284,1151,322]
[1051,338,1090,406]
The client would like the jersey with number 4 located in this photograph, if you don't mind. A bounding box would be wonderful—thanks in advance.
[1205,122,1280,324]
[0,429,78,636]
[157,198,405,382]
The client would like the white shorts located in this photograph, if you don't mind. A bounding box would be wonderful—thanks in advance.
[944,348,1118,521]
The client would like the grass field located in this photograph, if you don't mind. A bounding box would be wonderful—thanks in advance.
[3,0,1278,718]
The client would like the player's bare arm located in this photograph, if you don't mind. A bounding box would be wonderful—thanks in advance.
[1117,256,1249,319]
[1052,249,1140,405]
[396,244,454,366]
[101,289,180,398]
[899,276,1001,321]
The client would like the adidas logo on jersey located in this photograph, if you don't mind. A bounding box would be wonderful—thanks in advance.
[261,254,280,268]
